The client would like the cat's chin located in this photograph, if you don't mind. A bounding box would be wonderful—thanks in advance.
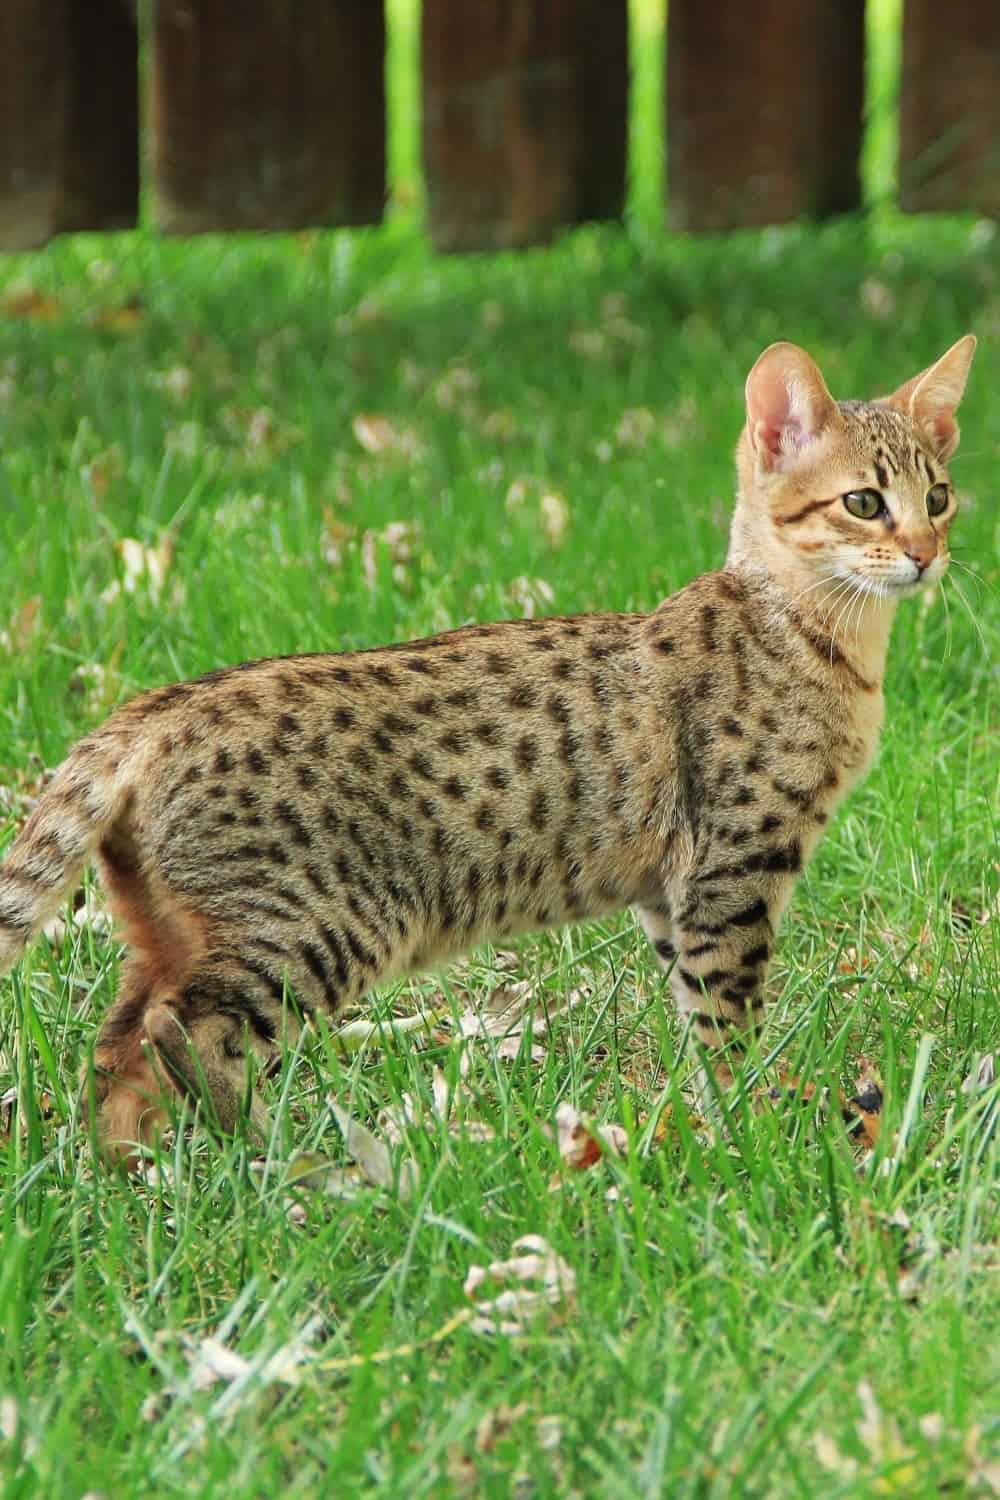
[846,573,923,600]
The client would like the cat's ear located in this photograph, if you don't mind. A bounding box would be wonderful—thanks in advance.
[744,342,840,471]
[145,1004,270,1139]
[884,334,976,461]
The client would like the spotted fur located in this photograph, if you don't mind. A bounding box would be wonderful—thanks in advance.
[0,337,976,1156]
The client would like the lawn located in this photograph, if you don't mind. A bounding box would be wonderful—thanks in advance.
[1,2,998,1496]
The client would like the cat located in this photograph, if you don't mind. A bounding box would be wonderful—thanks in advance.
[0,335,976,1160]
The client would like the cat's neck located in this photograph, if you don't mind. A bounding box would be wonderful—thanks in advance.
[726,551,900,690]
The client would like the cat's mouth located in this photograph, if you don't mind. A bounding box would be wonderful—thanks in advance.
[852,561,946,597]
[851,567,935,597]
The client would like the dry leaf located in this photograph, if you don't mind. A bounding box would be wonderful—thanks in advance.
[320,508,356,568]
[69,660,117,719]
[91,299,144,334]
[352,412,424,460]
[283,1152,364,1201]
[615,407,655,449]
[507,576,554,619]
[860,278,896,321]
[2,288,63,322]
[961,1054,996,1093]
[0,596,41,654]
[360,519,421,592]
[539,492,570,548]
[464,1234,575,1336]
[328,1097,419,1200]
[150,365,193,403]
[475,1402,529,1453]
[844,1060,883,1149]
[332,1007,445,1055]
[567,328,605,360]
[449,981,588,1076]
[42,890,113,947]
[102,535,174,605]
[379,1065,496,1147]
[434,366,478,410]
[553,1103,627,1175]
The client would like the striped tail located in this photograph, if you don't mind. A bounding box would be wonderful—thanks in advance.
[0,744,127,978]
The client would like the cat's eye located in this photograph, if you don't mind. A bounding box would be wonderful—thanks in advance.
[843,489,883,520]
[926,483,949,517]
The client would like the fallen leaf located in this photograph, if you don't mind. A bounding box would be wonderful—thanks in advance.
[328,1097,419,1199]
[42,889,113,947]
[567,328,605,360]
[860,278,896,322]
[283,1152,364,1201]
[615,407,655,449]
[448,981,589,1075]
[68,657,121,719]
[844,1060,883,1148]
[189,1337,252,1391]
[434,366,478,410]
[352,412,425,460]
[507,576,554,619]
[464,1234,576,1336]
[102,534,174,605]
[91,298,144,334]
[150,365,193,403]
[475,1402,530,1454]
[320,508,356,568]
[360,519,421,592]
[961,1054,996,1093]
[0,596,41,653]
[2,288,63,321]
[551,1103,627,1183]
[331,1006,445,1055]
[539,492,570,548]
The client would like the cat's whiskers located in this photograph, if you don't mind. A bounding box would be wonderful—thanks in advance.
[827,581,861,664]
[938,572,955,660]
[840,582,867,654]
[779,571,857,638]
[944,572,990,657]
[946,557,996,598]
[829,572,881,665]
[816,572,872,665]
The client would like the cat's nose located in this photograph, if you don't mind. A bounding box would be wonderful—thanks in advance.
[902,539,936,572]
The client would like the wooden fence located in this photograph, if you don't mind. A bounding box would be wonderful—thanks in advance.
[1,1,998,254]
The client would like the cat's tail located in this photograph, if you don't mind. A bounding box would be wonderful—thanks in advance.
[0,732,132,978]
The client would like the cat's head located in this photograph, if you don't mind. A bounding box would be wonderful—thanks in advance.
[731,336,976,599]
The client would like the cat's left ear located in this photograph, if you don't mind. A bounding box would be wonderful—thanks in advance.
[884,334,977,461]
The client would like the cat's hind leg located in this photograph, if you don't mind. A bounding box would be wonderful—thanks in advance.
[86,954,280,1162]
[633,900,679,974]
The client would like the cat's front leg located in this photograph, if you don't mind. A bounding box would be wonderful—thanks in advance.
[647,877,790,1097]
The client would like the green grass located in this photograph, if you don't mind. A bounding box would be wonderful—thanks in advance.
[1,4,999,1497]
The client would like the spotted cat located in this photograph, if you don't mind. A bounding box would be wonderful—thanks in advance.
[0,336,976,1156]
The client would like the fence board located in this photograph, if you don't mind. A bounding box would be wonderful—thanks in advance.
[667,0,864,231]
[0,1,70,249]
[0,0,138,250]
[422,0,627,251]
[152,1,385,234]
[900,0,1000,214]
[60,0,139,234]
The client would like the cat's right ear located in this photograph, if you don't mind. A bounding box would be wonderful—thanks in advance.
[745,342,839,472]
